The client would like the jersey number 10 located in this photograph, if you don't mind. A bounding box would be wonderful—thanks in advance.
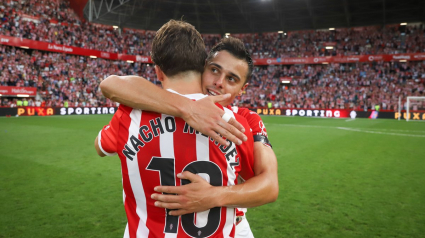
[147,157,223,238]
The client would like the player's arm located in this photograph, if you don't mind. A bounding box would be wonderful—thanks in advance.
[151,112,278,214]
[218,142,278,208]
[218,112,278,208]
[151,142,278,215]
[100,75,246,146]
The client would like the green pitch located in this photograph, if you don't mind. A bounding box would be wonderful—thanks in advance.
[1,115,425,238]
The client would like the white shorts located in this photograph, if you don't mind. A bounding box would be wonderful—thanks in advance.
[235,216,254,238]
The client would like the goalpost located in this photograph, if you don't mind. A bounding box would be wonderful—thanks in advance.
[406,96,425,121]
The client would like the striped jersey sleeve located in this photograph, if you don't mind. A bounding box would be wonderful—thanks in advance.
[97,107,124,156]
[234,107,272,148]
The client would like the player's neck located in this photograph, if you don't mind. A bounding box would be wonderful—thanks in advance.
[162,71,203,95]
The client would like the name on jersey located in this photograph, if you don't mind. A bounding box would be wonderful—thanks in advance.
[182,122,240,169]
[122,116,240,169]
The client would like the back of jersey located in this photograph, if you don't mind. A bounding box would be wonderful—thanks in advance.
[115,102,253,238]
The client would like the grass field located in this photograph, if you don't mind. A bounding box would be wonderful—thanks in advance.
[1,115,425,238]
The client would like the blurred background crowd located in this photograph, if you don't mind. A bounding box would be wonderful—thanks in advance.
[1,0,424,110]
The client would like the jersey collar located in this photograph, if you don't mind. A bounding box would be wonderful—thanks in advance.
[166,89,207,101]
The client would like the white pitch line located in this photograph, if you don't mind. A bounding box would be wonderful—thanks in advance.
[266,123,425,135]
[267,124,332,129]
[345,119,355,122]
[336,127,425,138]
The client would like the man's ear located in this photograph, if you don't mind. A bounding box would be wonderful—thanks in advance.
[155,65,164,82]
[238,83,249,96]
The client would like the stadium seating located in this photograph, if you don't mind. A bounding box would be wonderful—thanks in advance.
[1,1,424,109]
[1,1,424,57]
[0,45,156,107]
[1,44,424,110]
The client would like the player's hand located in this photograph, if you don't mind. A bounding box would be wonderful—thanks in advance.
[182,94,247,146]
[151,171,220,216]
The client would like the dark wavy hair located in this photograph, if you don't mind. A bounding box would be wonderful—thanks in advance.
[151,20,207,77]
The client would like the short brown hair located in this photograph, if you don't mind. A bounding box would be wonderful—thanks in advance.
[207,36,253,83]
[151,20,207,77]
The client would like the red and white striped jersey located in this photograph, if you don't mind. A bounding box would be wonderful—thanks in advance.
[98,92,254,238]
[230,106,272,218]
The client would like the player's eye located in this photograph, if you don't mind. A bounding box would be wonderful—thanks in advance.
[228,76,238,83]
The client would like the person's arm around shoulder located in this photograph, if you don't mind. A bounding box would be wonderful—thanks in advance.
[100,75,247,146]
[217,113,278,208]
[151,114,279,215]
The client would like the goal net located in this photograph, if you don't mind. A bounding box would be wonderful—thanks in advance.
[406,96,425,121]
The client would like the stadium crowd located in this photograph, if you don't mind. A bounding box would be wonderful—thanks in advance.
[238,61,425,110]
[1,45,424,110]
[1,0,425,58]
[0,45,156,107]
[240,25,425,59]
[1,1,425,110]
[0,0,220,56]
[0,0,80,23]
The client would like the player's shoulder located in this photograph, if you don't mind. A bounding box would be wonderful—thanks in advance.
[233,113,250,126]
[224,106,248,125]
[232,106,259,116]
[118,104,133,115]
[227,109,254,145]
[119,105,161,117]
[233,106,262,122]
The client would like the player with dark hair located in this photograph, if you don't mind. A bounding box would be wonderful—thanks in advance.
[95,20,256,238]
[100,36,278,238]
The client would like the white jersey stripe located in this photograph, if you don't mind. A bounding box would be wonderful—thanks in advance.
[126,109,149,238]
[160,114,175,158]
[223,107,237,186]
[122,171,128,238]
[122,171,126,205]
[123,223,130,238]
[224,207,235,238]
[122,169,126,205]
[222,107,237,238]
[160,114,178,238]
[195,132,210,228]
[196,133,209,161]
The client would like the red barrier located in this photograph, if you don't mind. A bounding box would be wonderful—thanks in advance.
[253,108,353,118]
[0,107,117,117]
[253,53,425,65]
[1,34,424,65]
[0,35,153,63]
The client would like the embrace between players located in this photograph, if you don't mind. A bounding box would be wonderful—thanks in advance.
[94,20,278,238]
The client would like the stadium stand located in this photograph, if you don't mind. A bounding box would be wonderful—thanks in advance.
[1,1,424,57]
[1,44,424,110]
[0,0,424,110]
[239,62,425,110]
[0,45,156,107]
